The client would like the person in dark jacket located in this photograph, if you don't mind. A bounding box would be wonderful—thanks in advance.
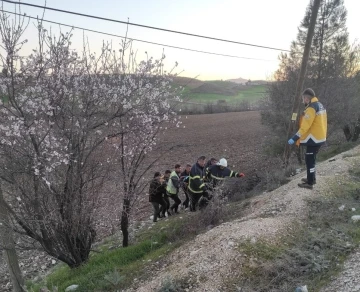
[166,164,182,213]
[160,170,172,216]
[205,157,218,169]
[180,163,192,209]
[206,158,245,189]
[188,156,209,212]
[148,172,167,222]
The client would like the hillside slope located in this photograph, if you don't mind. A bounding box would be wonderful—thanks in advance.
[127,145,360,292]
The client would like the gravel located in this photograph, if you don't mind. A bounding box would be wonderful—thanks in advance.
[320,248,360,292]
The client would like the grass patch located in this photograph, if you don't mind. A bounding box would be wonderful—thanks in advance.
[27,233,175,292]
[186,85,266,104]
[28,195,234,292]
[318,142,359,162]
[225,165,360,292]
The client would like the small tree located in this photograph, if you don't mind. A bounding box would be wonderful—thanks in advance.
[109,43,181,247]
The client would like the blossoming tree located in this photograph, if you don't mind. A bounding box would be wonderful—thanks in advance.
[0,10,181,269]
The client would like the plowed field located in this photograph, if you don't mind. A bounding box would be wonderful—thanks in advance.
[152,111,270,176]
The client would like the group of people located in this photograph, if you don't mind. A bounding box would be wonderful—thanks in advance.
[149,88,327,222]
[148,157,245,222]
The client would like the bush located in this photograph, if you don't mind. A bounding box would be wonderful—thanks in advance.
[157,276,182,292]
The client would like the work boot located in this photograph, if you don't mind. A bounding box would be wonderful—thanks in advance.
[301,178,316,184]
[298,182,313,190]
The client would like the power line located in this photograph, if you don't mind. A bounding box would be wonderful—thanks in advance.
[0,9,278,62]
[2,0,290,53]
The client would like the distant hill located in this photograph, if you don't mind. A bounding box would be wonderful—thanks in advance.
[251,80,269,85]
[172,76,204,89]
[172,76,268,96]
[226,77,248,84]
[191,81,242,96]
[226,78,269,85]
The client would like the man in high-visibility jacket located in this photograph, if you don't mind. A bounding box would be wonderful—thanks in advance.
[166,164,182,213]
[288,88,327,189]
[188,156,209,211]
[206,158,245,189]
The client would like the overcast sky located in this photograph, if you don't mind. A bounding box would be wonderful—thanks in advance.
[2,0,359,80]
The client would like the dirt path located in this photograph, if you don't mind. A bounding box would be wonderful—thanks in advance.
[126,145,360,292]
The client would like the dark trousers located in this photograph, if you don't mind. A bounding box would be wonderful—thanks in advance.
[305,145,321,185]
[167,192,181,213]
[182,186,190,208]
[151,199,166,222]
[188,190,210,212]
[161,195,171,215]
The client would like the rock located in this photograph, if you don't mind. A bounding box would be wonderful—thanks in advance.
[228,241,235,247]
[314,245,321,252]
[351,215,360,222]
[190,250,199,256]
[51,259,57,265]
[65,285,79,292]
[339,205,345,211]
[351,208,356,212]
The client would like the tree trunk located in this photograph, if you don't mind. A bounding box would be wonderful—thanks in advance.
[120,198,130,247]
[0,186,25,292]
[283,0,321,165]
[317,5,326,85]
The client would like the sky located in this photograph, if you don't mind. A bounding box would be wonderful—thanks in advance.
[1,0,359,81]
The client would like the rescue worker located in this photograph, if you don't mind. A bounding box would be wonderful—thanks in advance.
[148,172,167,222]
[160,170,172,216]
[288,88,327,189]
[188,155,209,212]
[205,157,218,169]
[180,163,192,209]
[206,158,245,189]
[166,164,182,213]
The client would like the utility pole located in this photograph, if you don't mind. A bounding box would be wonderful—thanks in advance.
[284,0,321,165]
[0,184,25,292]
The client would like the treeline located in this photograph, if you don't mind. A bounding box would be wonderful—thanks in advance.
[261,0,360,142]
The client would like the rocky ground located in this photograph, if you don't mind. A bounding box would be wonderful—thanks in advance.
[0,248,57,291]
[320,248,360,292]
